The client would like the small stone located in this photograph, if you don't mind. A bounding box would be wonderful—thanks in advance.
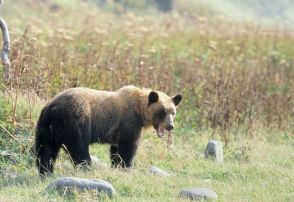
[180,188,218,201]
[0,150,18,164]
[203,179,212,183]
[90,155,105,167]
[46,177,115,198]
[149,166,170,177]
[196,152,205,159]
[8,172,18,179]
[0,169,18,179]
[204,140,224,163]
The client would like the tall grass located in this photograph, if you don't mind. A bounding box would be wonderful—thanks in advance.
[0,2,293,202]
[0,0,293,146]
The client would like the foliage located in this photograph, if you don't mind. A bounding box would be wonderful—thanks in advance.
[0,1,293,201]
[1,0,293,144]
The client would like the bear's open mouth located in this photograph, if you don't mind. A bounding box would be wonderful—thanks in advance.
[156,123,166,138]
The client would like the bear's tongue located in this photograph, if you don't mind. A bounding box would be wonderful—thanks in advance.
[157,124,166,138]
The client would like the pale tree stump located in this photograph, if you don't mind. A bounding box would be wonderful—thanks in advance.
[0,0,11,82]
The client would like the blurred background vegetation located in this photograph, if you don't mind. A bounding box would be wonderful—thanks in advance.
[0,0,293,150]
[0,2,293,201]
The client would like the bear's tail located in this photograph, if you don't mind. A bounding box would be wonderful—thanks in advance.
[34,106,51,167]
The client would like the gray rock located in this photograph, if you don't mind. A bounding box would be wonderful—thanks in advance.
[203,179,212,183]
[0,168,18,179]
[90,155,105,167]
[180,188,218,201]
[196,152,205,159]
[0,150,18,164]
[204,140,224,163]
[149,166,170,177]
[46,177,115,198]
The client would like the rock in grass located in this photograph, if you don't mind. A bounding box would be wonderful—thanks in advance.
[196,152,205,160]
[46,177,115,198]
[204,140,224,163]
[180,188,218,201]
[0,150,18,164]
[90,155,105,167]
[149,166,170,177]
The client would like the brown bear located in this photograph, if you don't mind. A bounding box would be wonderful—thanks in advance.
[35,85,182,176]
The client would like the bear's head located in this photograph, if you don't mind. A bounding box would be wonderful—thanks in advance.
[147,91,182,138]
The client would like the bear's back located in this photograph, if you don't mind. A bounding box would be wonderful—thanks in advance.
[47,87,115,108]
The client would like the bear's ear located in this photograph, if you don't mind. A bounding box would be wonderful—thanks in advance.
[172,94,182,106]
[148,91,159,106]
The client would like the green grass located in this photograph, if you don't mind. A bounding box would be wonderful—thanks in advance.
[0,92,292,202]
[0,0,294,201]
[0,91,293,202]
[0,128,293,202]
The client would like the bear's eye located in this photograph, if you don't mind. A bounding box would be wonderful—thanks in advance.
[155,109,166,120]
[158,109,166,117]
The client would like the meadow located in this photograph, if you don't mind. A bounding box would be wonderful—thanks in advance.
[0,0,293,201]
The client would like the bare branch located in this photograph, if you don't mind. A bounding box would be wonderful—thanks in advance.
[0,124,21,143]
[0,17,10,81]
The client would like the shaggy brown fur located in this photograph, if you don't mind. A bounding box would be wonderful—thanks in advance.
[35,85,182,176]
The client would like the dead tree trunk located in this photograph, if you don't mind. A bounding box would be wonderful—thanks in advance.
[0,0,10,82]
[0,18,10,81]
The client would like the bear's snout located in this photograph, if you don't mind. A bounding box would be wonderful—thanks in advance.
[165,124,174,131]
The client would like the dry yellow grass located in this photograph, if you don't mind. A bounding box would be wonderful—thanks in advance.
[0,0,293,201]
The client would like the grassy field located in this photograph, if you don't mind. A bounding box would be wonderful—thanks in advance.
[0,129,293,202]
[0,0,294,201]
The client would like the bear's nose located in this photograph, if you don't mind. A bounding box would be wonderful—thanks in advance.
[166,124,174,131]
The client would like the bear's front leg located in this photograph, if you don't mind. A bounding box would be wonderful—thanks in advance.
[110,142,138,168]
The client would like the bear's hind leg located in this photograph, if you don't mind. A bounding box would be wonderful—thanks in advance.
[37,143,60,176]
[64,140,91,168]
